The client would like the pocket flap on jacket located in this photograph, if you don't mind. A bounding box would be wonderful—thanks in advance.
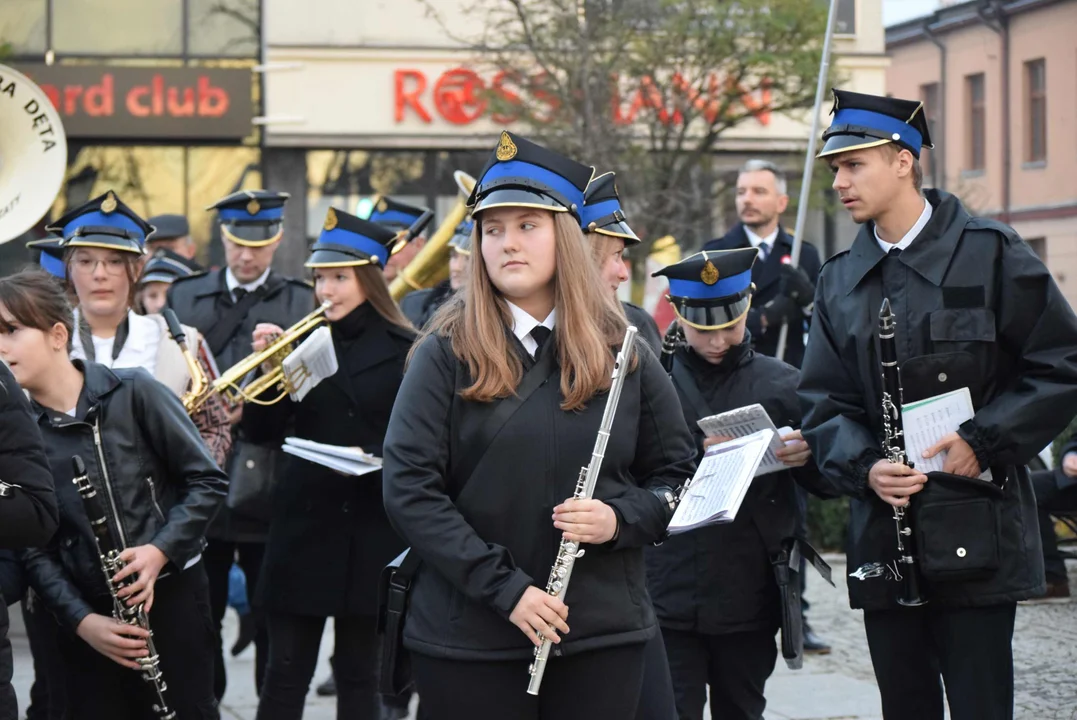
[929,308,996,343]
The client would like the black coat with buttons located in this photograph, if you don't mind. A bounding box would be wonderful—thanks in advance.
[646,342,835,635]
[798,189,1077,610]
[242,303,415,617]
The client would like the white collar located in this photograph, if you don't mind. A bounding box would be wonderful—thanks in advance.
[506,300,556,343]
[743,225,779,250]
[875,199,932,253]
[225,267,271,294]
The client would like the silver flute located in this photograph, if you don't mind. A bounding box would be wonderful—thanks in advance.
[70,456,176,720]
[527,325,639,696]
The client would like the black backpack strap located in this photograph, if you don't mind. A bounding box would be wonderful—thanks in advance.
[670,358,714,422]
[203,282,272,356]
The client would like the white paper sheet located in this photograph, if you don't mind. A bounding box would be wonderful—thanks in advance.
[901,387,992,481]
[697,404,792,476]
[667,429,772,534]
[283,437,382,467]
[282,326,338,402]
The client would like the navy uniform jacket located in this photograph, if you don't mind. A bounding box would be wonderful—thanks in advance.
[243,304,414,617]
[703,224,822,368]
[167,268,315,542]
[647,341,834,635]
[798,189,1077,610]
[382,334,697,661]
[399,281,453,330]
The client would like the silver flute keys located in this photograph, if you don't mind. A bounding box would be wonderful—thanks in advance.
[527,326,639,696]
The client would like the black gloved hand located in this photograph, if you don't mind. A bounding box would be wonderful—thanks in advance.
[779,264,815,308]
[761,295,801,329]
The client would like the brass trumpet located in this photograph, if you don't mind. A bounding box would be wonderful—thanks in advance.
[389,170,475,302]
[185,302,331,411]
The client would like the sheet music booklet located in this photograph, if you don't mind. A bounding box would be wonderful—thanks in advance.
[901,387,993,482]
[667,429,773,535]
[282,326,338,402]
[282,437,382,477]
[697,403,792,477]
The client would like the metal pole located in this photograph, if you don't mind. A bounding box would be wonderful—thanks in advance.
[774,0,839,362]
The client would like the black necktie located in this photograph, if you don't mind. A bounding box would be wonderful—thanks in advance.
[758,242,770,261]
[888,247,902,258]
[233,287,248,303]
[530,326,552,358]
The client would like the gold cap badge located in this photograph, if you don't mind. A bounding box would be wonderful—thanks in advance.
[701,259,719,285]
[101,192,117,214]
[324,207,338,231]
[246,198,261,216]
[496,131,517,162]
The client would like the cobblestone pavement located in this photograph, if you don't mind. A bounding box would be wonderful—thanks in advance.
[11,557,1077,719]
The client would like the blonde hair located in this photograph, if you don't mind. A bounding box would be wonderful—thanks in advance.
[353,264,414,331]
[419,212,626,411]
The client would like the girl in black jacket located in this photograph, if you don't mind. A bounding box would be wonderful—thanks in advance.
[0,270,227,720]
[242,208,416,720]
[382,131,697,720]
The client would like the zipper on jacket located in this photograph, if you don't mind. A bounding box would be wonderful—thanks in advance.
[145,476,166,523]
[92,416,128,548]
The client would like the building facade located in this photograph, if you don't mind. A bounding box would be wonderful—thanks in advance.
[887,0,1077,305]
[262,0,890,275]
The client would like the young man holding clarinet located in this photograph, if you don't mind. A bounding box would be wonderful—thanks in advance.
[797,89,1077,720]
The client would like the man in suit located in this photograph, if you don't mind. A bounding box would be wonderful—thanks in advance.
[1030,440,1077,601]
[703,160,828,654]
[703,160,821,370]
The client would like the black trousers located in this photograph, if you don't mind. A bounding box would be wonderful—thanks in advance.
[634,630,677,720]
[412,643,646,720]
[256,612,381,720]
[863,603,1016,720]
[57,563,218,720]
[204,538,268,701]
[1031,469,1077,584]
[662,627,777,720]
[21,593,65,720]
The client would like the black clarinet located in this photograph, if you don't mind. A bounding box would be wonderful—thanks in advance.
[71,456,177,719]
[877,299,927,607]
[660,320,683,374]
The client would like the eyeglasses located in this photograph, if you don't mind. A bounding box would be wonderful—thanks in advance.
[72,257,129,276]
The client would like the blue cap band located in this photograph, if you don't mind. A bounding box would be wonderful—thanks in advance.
[219,206,284,222]
[478,160,585,210]
[63,211,146,241]
[580,198,621,228]
[668,269,752,300]
[317,227,391,266]
[832,108,923,151]
[369,209,421,228]
[39,252,65,279]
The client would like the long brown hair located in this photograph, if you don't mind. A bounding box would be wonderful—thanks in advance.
[319,265,414,332]
[0,270,76,351]
[420,212,626,411]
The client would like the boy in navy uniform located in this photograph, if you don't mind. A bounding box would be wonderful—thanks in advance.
[647,249,835,720]
[369,196,433,285]
[798,89,1077,719]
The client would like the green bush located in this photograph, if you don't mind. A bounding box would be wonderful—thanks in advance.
[806,495,849,553]
[1051,414,1077,466]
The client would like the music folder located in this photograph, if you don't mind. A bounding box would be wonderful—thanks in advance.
[281,437,381,477]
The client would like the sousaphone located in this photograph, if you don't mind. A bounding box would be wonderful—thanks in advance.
[389,170,475,302]
[0,64,67,244]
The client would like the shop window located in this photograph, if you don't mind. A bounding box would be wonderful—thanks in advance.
[52,0,183,55]
[0,0,47,54]
[1025,58,1046,163]
[920,82,939,186]
[966,73,985,172]
[187,0,260,57]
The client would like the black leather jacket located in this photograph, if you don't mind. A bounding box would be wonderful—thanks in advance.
[22,361,227,632]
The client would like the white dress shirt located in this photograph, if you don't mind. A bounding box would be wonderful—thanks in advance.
[225,267,271,298]
[875,199,932,253]
[744,226,780,260]
[506,301,556,358]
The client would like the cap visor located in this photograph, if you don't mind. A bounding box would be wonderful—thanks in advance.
[817,134,893,159]
[472,188,568,216]
[139,273,177,285]
[594,220,640,245]
[670,296,752,330]
[221,223,283,247]
[304,246,380,268]
[63,236,145,255]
